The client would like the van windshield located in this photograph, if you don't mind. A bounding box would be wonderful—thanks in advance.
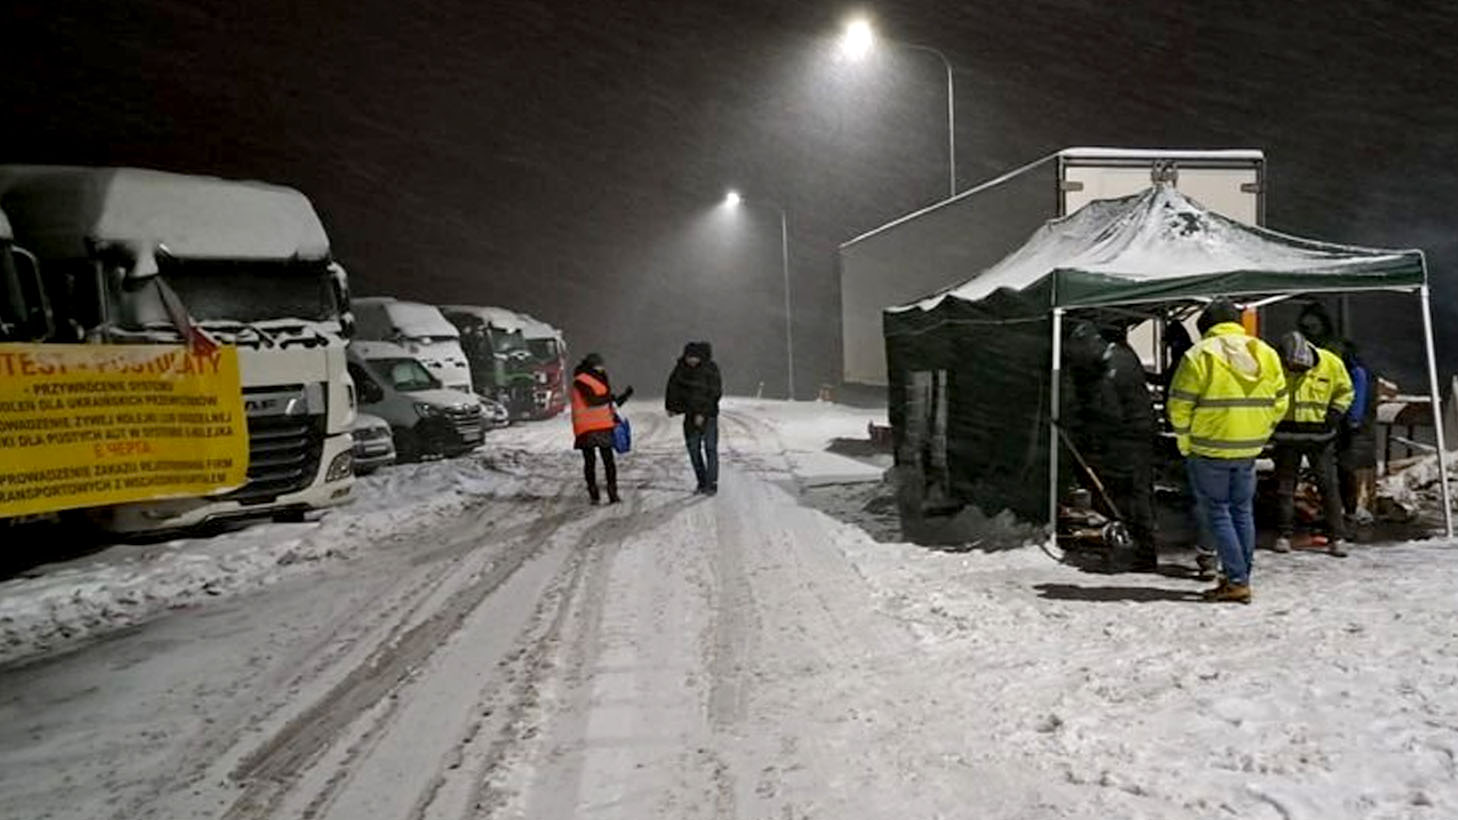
[367,357,439,392]
[115,257,336,329]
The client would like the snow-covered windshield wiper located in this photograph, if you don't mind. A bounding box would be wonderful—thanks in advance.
[198,320,277,348]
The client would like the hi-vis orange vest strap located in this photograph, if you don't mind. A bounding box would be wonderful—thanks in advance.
[571,372,616,437]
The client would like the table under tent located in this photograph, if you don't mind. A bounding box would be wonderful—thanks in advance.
[883,183,1453,549]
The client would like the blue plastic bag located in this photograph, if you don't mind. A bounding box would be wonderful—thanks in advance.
[612,413,632,454]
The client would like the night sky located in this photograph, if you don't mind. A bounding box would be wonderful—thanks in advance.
[4,0,1457,396]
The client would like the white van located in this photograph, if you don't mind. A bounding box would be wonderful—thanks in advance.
[352,297,473,394]
[347,341,484,461]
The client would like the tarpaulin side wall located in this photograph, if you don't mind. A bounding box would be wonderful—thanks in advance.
[885,281,1058,523]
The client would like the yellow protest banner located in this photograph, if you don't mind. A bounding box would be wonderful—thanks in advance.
[0,344,249,517]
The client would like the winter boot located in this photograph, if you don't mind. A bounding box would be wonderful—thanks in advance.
[1194,551,1218,578]
[1272,536,1292,553]
[1202,581,1252,604]
[1327,539,1348,558]
[607,485,621,505]
[587,484,601,506]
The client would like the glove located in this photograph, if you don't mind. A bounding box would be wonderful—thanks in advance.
[1324,408,1344,431]
[694,414,706,428]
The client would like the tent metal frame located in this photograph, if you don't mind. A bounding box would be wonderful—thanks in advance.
[1047,283,1453,545]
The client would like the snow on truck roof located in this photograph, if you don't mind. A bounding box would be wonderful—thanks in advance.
[1058,147,1265,161]
[0,166,330,260]
[353,297,460,338]
[841,147,1264,249]
[440,304,529,333]
[441,304,561,340]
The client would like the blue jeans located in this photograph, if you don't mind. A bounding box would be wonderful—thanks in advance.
[685,416,719,490]
[1186,456,1257,585]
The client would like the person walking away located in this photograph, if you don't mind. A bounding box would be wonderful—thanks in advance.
[1271,331,1354,557]
[1297,303,1378,524]
[1167,298,1288,604]
[1066,321,1159,572]
[571,353,632,505]
[665,341,723,494]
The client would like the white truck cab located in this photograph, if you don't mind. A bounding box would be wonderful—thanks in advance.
[347,341,484,461]
[351,297,473,394]
[0,166,358,531]
[0,206,52,343]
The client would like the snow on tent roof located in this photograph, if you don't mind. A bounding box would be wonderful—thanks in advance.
[898,184,1424,313]
[355,297,459,338]
[440,305,529,333]
[0,166,330,260]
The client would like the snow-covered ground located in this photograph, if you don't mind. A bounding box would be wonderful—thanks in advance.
[1,398,1456,820]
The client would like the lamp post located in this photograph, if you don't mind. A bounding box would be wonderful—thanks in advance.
[839,17,958,198]
[723,190,795,400]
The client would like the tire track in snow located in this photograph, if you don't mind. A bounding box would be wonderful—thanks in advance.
[221,490,576,819]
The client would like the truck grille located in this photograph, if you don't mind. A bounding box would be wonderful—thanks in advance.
[445,405,483,442]
[226,415,326,505]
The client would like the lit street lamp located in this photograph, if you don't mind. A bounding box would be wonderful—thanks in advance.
[839,16,958,198]
[723,189,795,400]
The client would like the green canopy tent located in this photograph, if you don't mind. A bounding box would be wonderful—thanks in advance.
[884,184,1451,540]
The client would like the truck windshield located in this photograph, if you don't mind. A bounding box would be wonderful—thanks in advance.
[367,358,439,392]
[115,257,336,329]
[489,328,528,355]
[527,338,559,361]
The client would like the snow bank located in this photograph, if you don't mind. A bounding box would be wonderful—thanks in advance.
[0,455,527,667]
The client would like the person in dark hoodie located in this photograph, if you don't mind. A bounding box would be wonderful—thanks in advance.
[1066,320,1159,572]
[665,341,723,495]
[570,353,632,505]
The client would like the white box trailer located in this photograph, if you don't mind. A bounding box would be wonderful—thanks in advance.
[838,148,1265,387]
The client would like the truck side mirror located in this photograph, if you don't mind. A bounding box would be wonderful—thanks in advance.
[328,262,354,338]
[12,248,54,341]
[361,379,383,404]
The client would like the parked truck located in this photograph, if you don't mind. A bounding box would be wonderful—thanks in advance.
[838,148,1266,388]
[0,166,358,531]
[0,205,51,343]
[439,305,538,419]
[351,297,473,394]
[517,313,567,419]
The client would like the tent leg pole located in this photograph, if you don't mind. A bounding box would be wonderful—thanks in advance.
[1419,285,1454,538]
[1048,308,1064,544]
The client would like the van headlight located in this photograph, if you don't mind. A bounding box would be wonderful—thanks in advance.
[326,451,354,481]
[414,402,441,418]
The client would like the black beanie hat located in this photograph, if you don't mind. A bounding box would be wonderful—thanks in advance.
[1197,298,1242,333]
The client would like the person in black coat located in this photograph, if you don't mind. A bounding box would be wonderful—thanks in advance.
[571,353,632,504]
[665,341,723,494]
[1066,320,1159,571]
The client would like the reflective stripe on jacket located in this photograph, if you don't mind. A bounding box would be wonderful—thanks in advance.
[571,372,616,437]
[1273,344,1353,443]
[1167,322,1289,459]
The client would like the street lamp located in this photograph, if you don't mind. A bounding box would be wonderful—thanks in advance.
[838,17,958,198]
[723,189,795,400]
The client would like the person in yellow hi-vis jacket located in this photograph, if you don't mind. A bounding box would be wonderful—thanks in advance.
[1270,330,1354,557]
[1167,299,1288,604]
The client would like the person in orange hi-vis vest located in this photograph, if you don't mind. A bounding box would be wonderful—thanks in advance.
[571,353,633,504]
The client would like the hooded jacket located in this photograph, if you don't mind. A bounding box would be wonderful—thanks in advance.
[1167,322,1289,459]
[665,342,722,418]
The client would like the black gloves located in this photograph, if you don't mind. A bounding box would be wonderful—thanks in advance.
[1325,407,1345,430]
